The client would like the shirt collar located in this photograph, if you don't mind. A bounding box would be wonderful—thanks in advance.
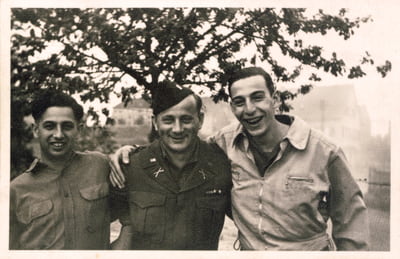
[25,158,47,174]
[280,115,310,150]
[27,151,77,174]
[232,115,310,151]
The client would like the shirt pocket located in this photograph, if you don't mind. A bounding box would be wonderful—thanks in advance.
[16,199,55,249]
[129,191,166,243]
[280,175,327,238]
[194,195,228,247]
[79,182,110,233]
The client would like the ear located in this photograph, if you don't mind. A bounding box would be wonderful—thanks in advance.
[151,115,158,131]
[271,91,280,111]
[77,122,84,133]
[198,112,204,130]
[33,123,39,138]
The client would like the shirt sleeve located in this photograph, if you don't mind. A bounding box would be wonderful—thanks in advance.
[109,182,131,226]
[9,186,21,249]
[327,148,369,250]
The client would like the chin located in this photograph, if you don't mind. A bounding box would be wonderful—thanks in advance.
[246,128,267,138]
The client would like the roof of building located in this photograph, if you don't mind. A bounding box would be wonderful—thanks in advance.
[289,84,360,121]
[114,99,151,110]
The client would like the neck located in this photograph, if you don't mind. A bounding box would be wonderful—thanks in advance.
[250,119,289,152]
[41,152,73,171]
[162,141,197,170]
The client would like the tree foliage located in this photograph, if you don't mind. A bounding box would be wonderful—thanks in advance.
[10,8,391,173]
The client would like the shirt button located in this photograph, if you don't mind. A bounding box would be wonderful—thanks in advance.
[87,226,95,233]
[64,192,69,198]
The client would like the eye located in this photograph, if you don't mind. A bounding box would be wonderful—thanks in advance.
[42,122,55,130]
[181,116,194,124]
[251,93,265,102]
[161,117,174,124]
[232,98,245,107]
[62,122,75,130]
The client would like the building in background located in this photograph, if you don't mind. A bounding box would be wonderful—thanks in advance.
[288,84,374,186]
[111,99,152,146]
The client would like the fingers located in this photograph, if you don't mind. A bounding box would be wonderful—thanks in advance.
[108,153,126,189]
[109,162,125,189]
[109,170,121,188]
[121,145,136,164]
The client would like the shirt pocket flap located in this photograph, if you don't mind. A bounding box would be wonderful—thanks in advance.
[129,191,166,208]
[79,182,109,201]
[16,199,53,224]
[196,196,227,212]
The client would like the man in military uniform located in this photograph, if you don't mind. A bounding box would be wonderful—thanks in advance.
[112,81,232,250]
[10,90,112,249]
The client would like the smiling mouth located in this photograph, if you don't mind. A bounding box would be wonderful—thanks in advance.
[170,136,185,141]
[244,116,263,125]
[50,142,66,149]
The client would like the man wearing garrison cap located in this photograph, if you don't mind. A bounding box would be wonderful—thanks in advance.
[112,81,232,249]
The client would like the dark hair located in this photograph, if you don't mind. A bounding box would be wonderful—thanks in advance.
[31,89,84,122]
[227,67,275,96]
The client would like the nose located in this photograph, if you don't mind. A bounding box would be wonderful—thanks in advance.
[53,125,64,139]
[244,99,256,114]
[172,120,183,133]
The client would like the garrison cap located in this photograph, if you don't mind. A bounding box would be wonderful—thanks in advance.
[152,81,194,115]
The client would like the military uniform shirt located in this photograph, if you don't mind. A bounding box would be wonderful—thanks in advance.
[9,152,111,250]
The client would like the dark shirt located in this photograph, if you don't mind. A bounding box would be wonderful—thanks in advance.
[116,138,232,250]
[10,152,111,250]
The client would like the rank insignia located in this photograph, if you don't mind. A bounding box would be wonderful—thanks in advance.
[199,169,206,180]
[153,167,165,178]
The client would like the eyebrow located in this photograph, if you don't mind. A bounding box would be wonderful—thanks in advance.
[232,90,265,99]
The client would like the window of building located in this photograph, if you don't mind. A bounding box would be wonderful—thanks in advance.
[118,118,126,125]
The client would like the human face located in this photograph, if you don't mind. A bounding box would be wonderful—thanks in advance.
[33,106,80,162]
[230,75,276,137]
[153,95,204,154]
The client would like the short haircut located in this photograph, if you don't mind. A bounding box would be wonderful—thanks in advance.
[31,89,84,122]
[227,67,275,96]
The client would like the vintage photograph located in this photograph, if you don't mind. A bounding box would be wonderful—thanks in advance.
[1,0,398,258]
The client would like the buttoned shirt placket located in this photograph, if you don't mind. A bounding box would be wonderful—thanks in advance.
[59,167,75,249]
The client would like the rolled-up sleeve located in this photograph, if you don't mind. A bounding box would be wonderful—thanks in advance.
[328,149,369,250]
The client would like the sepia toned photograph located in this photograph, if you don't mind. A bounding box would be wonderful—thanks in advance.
[1,0,398,258]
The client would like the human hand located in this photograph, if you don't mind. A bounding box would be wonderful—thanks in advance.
[109,145,138,188]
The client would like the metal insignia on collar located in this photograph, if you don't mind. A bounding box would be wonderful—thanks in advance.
[150,158,156,162]
[199,169,206,180]
[153,167,164,178]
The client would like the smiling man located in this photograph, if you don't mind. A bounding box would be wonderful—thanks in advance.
[10,90,111,249]
[111,81,232,250]
[209,67,369,250]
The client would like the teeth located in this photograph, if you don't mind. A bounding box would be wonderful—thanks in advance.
[246,117,262,124]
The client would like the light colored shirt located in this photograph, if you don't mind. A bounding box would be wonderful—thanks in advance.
[10,152,111,250]
[210,115,369,250]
